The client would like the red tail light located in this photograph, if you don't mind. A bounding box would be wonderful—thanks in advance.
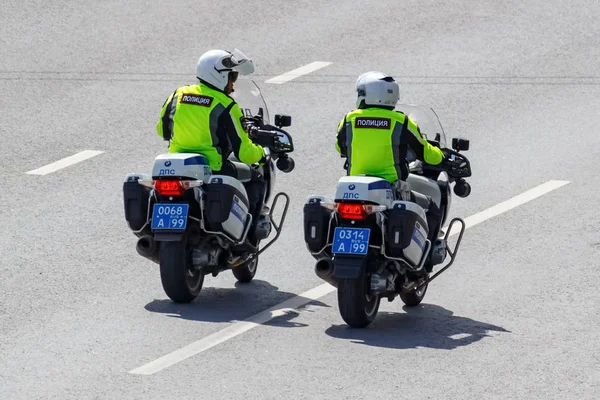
[337,203,367,220]
[155,180,185,196]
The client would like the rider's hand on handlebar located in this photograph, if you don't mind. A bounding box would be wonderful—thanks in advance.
[257,147,270,166]
[442,148,453,161]
[442,149,462,169]
[247,125,259,139]
[242,117,260,136]
[441,148,471,178]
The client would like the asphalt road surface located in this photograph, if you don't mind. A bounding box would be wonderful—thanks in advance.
[2,1,600,399]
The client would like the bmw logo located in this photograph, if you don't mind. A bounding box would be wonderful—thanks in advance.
[164,160,172,167]
[349,184,355,190]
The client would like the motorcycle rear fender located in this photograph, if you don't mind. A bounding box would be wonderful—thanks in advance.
[153,232,184,242]
[333,255,366,279]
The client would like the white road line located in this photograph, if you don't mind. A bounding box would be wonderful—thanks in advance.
[129,283,336,375]
[445,180,571,236]
[25,150,104,175]
[265,61,332,84]
[129,179,570,376]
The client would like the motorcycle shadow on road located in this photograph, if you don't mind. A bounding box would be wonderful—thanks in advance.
[144,279,330,328]
[325,304,510,350]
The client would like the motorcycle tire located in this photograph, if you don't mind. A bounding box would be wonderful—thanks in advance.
[337,266,381,328]
[232,254,258,283]
[400,278,428,307]
[159,240,204,303]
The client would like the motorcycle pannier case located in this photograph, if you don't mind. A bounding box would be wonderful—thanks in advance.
[123,174,152,232]
[385,200,429,265]
[204,175,250,242]
[303,196,334,255]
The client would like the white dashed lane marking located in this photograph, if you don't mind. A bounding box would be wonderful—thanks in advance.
[265,61,332,84]
[25,150,105,175]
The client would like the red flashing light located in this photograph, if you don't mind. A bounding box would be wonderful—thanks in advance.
[337,203,367,220]
[155,180,185,196]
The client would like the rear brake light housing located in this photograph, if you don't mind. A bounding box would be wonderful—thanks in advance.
[155,180,185,196]
[337,203,367,220]
[137,179,203,197]
[320,202,387,220]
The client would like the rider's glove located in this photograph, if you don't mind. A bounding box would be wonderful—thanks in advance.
[258,147,270,166]
[441,149,455,167]
[247,125,259,139]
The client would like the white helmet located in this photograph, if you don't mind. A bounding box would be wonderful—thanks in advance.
[355,71,400,108]
[196,48,255,92]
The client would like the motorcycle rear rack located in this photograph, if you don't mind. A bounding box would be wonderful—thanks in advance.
[230,191,290,267]
[414,217,466,291]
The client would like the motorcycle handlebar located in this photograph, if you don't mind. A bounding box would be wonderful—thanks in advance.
[409,148,471,180]
[246,125,295,173]
[250,127,294,156]
[441,148,472,179]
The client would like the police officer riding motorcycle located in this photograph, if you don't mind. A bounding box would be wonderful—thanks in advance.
[156,48,270,247]
[335,71,452,271]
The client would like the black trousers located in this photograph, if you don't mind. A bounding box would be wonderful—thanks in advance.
[426,201,443,243]
[409,191,442,244]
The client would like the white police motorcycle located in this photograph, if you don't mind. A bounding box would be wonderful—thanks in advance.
[122,80,295,303]
[303,105,472,328]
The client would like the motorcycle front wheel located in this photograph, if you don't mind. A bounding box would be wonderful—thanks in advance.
[232,254,258,283]
[400,276,428,307]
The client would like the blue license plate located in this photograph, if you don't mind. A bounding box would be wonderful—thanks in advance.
[332,227,370,255]
[151,203,189,230]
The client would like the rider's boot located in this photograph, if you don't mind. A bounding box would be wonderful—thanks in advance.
[243,173,270,248]
[425,201,447,272]
[392,180,412,201]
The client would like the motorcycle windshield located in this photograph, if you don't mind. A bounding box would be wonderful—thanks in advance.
[231,79,270,124]
[396,104,447,163]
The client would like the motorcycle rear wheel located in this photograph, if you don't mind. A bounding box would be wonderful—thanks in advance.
[337,267,381,328]
[159,240,204,303]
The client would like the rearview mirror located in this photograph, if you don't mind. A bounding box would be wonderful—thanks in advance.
[275,131,294,153]
[452,137,469,151]
[275,114,292,128]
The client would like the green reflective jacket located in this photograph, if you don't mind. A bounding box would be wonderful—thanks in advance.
[157,82,264,171]
[336,107,444,183]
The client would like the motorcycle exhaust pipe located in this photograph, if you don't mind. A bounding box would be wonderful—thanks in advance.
[136,235,159,264]
[314,258,337,288]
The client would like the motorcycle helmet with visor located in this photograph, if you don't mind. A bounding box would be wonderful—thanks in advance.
[196,48,255,93]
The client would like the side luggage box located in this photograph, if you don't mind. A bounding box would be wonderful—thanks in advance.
[123,173,153,233]
[303,196,335,256]
[385,200,429,265]
[203,175,250,242]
